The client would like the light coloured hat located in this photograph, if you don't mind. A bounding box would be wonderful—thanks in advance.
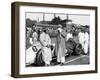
[57,28,62,32]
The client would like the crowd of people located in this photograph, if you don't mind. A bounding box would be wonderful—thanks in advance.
[26,25,89,67]
[78,27,89,54]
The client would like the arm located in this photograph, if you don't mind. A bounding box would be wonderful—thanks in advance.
[48,36,51,45]
[61,31,66,38]
[29,38,33,45]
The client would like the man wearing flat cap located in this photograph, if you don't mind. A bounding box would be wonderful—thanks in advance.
[55,27,66,65]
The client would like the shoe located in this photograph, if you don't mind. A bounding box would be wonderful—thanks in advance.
[55,62,61,65]
[60,63,64,66]
[45,64,50,66]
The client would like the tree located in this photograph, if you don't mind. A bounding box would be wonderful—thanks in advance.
[49,16,61,25]
[26,18,37,28]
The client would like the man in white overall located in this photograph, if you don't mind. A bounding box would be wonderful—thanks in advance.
[84,28,89,54]
[78,29,85,51]
[56,28,66,65]
[40,29,52,66]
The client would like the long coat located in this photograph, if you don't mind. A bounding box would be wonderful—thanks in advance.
[40,32,52,64]
[55,30,66,57]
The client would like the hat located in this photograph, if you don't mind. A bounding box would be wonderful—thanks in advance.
[58,28,62,32]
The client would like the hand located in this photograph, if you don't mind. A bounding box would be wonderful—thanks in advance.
[46,45,50,48]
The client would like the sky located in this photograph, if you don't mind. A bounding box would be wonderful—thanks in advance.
[26,12,90,25]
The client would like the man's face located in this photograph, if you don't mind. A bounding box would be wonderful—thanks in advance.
[46,29,49,34]
[26,31,30,37]
[58,28,62,33]
[78,29,81,32]
[40,29,42,34]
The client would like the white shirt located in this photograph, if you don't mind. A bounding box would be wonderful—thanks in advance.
[66,33,73,41]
